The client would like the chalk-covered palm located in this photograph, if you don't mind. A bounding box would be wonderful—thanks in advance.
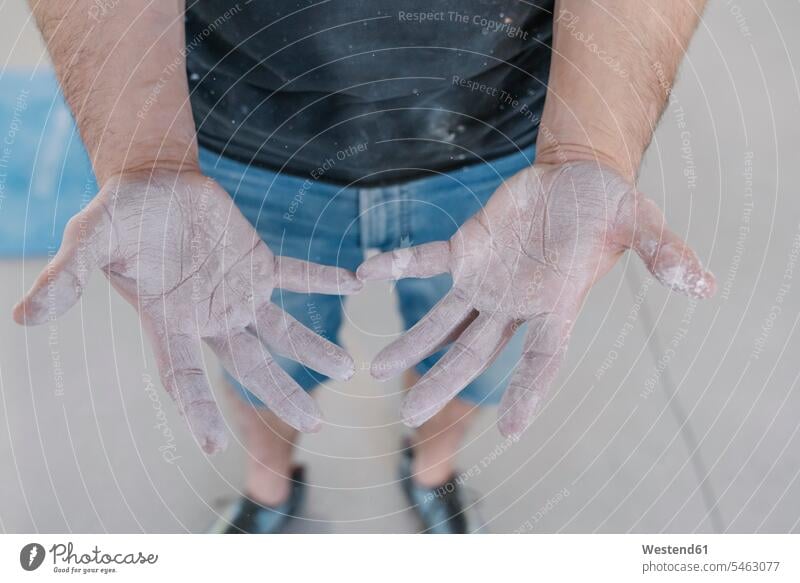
[358,162,715,436]
[14,169,361,453]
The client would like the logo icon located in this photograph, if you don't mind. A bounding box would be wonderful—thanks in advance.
[20,543,46,571]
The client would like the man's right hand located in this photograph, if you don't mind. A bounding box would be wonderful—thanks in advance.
[13,168,362,453]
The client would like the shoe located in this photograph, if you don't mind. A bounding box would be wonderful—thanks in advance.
[209,467,306,534]
[399,441,478,533]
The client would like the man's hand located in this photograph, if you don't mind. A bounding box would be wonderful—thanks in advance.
[14,169,361,453]
[23,1,363,454]
[357,162,715,436]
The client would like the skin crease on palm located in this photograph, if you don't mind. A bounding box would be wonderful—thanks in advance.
[13,169,362,454]
[357,161,716,437]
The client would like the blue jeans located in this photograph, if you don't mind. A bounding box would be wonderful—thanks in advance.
[199,146,535,407]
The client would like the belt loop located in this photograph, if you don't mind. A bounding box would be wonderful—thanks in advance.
[358,187,369,253]
[358,186,389,251]
[398,184,412,249]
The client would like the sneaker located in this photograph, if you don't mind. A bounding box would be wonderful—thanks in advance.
[209,467,306,534]
[399,441,481,533]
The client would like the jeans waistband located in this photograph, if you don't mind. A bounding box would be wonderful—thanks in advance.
[199,145,535,198]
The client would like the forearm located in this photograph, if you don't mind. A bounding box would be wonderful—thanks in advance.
[29,0,196,184]
[537,0,706,181]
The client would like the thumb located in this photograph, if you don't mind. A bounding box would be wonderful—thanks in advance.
[13,202,111,325]
[627,195,716,299]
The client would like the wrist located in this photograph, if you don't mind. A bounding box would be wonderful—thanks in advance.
[94,138,200,186]
[535,137,639,184]
[537,95,648,183]
[85,73,199,185]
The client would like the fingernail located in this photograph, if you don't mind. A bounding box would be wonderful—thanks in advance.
[400,398,435,429]
[498,420,525,439]
[701,272,717,298]
[305,416,324,433]
[369,361,391,381]
[201,435,227,455]
[357,262,382,282]
[402,415,423,429]
[689,271,716,299]
[340,277,363,293]
[339,357,356,380]
[12,300,39,325]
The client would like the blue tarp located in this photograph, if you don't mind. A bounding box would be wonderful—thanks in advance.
[0,70,97,257]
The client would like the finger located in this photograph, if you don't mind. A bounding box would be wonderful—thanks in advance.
[630,197,716,299]
[370,289,475,381]
[149,329,228,454]
[13,204,110,325]
[402,313,515,428]
[356,241,450,281]
[251,302,355,381]
[497,313,572,438]
[274,256,362,294]
[209,329,323,433]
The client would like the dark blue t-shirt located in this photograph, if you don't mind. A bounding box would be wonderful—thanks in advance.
[186,0,554,185]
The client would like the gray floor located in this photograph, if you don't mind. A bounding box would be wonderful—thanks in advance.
[2,1,800,533]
